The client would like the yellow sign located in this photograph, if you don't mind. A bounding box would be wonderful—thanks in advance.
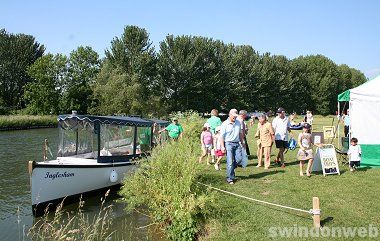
[323,126,336,138]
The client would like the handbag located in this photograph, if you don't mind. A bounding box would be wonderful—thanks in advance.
[287,137,297,150]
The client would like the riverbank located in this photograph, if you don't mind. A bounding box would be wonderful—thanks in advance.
[0,115,57,131]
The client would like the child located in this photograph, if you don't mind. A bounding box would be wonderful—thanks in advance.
[213,126,224,170]
[297,123,313,177]
[305,110,313,125]
[347,137,361,172]
[199,123,213,165]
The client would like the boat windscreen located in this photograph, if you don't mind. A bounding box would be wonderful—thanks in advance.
[100,124,135,156]
[58,120,98,158]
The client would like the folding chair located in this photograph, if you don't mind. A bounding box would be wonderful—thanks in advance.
[335,137,349,165]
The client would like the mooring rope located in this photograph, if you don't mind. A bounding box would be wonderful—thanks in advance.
[197,182,318,215]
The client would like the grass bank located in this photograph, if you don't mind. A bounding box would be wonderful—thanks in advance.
[120,112,214,241]
[0,115,57,130]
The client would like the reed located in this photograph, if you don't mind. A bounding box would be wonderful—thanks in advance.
[27,190,115,241]
[0,115,57,130]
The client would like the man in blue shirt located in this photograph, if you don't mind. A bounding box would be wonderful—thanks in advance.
[220,109,245,184]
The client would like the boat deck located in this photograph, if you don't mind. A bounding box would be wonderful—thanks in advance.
[37,157,132,166]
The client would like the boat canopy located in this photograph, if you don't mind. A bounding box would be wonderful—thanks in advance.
[58,114,153,127]
[56,114,169,162]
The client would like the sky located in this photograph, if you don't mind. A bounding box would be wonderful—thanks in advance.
[1,0,380,79]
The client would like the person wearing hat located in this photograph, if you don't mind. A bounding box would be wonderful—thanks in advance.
[219,108,245,184]
[159,117,183,140]
[272,107,291,167]
[297,123,313,176]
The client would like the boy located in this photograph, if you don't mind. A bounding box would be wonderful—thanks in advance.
[347,137,361,172]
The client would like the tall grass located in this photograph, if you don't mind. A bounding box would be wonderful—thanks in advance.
[0,115,57,130]
[27,191,115,241]
[120,112,214,240]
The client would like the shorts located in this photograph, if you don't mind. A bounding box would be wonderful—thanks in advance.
[215,149,225,157]
[349,161,360,168]
[203,144,212,153]
[297,149,313,160]
[275,140,287,149]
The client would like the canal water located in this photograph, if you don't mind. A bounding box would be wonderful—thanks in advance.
[0,128,165,241]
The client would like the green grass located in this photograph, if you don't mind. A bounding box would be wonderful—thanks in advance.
[197,115,380,240]
[0,115,57,130]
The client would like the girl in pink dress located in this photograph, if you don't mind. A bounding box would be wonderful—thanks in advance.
[199,123,213,165]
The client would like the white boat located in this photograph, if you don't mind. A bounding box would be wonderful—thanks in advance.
[29,112,169,216]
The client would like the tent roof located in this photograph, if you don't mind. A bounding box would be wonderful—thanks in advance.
[350,75,380,101]
[338,75,380,102]
[338,89,350,102]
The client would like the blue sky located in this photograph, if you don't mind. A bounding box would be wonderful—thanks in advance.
[1,0,379,79]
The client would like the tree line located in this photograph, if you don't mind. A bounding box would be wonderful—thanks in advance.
[0,26,367,116]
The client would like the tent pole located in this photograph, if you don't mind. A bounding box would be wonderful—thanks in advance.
[338,102,340,149]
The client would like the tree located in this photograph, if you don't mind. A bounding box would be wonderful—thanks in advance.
[292,55,340,115]
[349,67,367,88]
[220,44,261,111]
[24,54,68,114]
[157,35,227,112]
[61,46,100,114]
[92,26,160,115]
[0,29,44,110]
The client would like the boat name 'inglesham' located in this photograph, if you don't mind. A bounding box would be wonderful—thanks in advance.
[45,171,74,180]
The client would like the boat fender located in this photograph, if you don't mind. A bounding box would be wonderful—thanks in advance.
[110,169,118,183]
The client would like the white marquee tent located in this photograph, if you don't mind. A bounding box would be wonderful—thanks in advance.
[338,75,380,167]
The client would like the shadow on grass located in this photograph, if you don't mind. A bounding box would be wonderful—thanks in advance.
[284,160,299,167]
[321,216,334,226]
[358,167,372,172]
[238,170,285,180]
[248,155,258,159]
[199,173,228,186]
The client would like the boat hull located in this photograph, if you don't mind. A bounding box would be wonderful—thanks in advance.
[30,160,135,216]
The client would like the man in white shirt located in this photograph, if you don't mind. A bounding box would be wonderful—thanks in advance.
[272,107,291,168]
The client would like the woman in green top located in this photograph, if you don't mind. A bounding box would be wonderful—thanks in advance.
[159,118,183,140]
[207,109,222,134]
[207,109,222,163]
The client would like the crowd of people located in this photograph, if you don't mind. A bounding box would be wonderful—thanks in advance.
[158,107,361,184]
[197,107,361,184]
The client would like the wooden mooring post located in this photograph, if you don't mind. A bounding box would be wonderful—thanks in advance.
[312,197,321,228]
